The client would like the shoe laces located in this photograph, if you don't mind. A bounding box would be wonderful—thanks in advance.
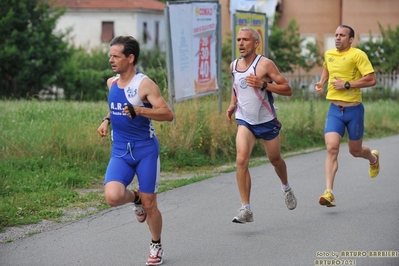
[237,206,250,213]
[133,204,145,214]
[325,190,333,200]
[285,190,294,202]
[149,243,162,256]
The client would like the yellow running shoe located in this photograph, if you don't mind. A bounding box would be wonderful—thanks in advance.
[369,150,380,178]
[319,189,336,207]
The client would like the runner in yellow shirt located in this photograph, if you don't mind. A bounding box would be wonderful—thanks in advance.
[315,25,380,207]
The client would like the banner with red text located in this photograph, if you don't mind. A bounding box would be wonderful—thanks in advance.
[166,2,220,102]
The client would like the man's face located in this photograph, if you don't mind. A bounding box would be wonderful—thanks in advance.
[335,27,353,52]
[108,44,133,73]
[236,30,259,58]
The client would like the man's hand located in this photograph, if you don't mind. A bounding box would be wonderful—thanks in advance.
[226,104,236,123]
[97,122,108,137]
[315,82,324,95]
[331,77,346,90]
[245,73,261,88]
[123,104,137,119]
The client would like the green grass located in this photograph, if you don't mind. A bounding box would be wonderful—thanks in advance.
[1,98,398,232]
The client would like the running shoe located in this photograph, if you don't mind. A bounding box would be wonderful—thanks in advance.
[369,150,380,178]
[284,188,297,210]
[232,207,253,223]
[319,189,336,207]
[146,242,164,265]
[133,204,147,223]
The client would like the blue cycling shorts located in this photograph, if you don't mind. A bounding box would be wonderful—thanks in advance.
[237,119,282,140]
[324,103,364,141]
[104,137,160,193]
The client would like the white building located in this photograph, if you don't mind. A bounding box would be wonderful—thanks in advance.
[55,0,166,51]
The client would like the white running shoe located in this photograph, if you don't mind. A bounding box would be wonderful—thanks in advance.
[133,204,147,223]
[284,188,297,210]
[146,243,164,265]
[232,207,254,224]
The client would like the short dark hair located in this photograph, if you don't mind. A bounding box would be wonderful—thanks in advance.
[110,36,140,66]
[338,25,355,38]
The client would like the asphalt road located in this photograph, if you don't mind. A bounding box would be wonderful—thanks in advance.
[1,135,398,266]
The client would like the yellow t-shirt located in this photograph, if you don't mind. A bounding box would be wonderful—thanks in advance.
[323,47,374,102]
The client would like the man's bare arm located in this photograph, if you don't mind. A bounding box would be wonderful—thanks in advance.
[123,78,174,122]
[263,59,292,96]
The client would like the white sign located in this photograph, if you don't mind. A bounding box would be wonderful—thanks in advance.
[168,2,219,102]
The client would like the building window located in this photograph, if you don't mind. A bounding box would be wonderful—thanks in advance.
[143,22,152,44]
[155,21,159,48]
[101,22,114,42]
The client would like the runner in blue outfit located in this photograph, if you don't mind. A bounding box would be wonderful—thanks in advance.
[97,36,174,266]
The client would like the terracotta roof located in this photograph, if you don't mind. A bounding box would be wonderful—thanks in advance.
[56,0,165,11]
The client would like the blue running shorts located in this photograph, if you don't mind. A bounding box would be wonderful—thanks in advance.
[104,137,160,193]
[324,103,364,141]
[237,119,282,140]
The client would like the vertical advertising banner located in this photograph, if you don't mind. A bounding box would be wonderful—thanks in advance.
[234,12,267,59]
[168,2,218,102]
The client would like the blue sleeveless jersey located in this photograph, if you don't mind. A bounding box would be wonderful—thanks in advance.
[108,73,155,142]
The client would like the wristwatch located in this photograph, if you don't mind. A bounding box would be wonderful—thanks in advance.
[261,81,268,91]
[102,117,111,125]
[344,81,351,90]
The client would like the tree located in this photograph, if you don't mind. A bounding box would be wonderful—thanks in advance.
[55,46,113,101]
[268,16,322,73]
[357,23,399,74]
[0,0,70,98]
